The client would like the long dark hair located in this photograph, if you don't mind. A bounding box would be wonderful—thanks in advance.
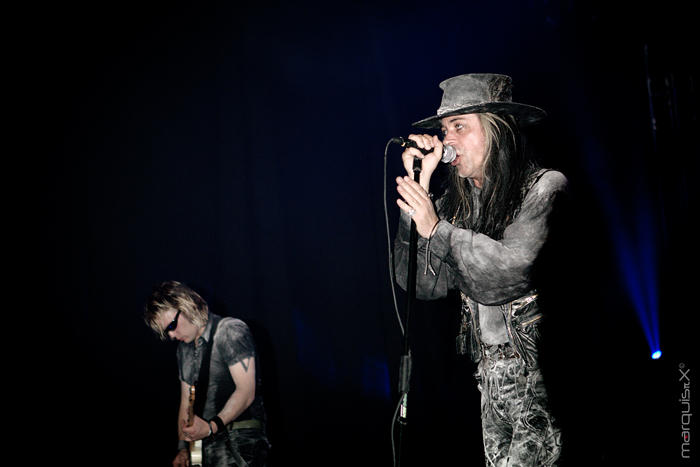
[440,113,539,239]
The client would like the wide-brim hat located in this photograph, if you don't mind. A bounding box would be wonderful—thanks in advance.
[412,73,546,129]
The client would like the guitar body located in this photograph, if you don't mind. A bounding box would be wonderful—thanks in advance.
[189,439,203,466]
[188,385,203,466]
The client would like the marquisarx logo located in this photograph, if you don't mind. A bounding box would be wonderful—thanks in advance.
[679,363,691,460]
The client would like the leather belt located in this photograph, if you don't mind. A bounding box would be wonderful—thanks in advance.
[227,419,262,431]
[482,343,519,360]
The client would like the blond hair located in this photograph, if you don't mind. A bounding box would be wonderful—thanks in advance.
[144,280,209,340]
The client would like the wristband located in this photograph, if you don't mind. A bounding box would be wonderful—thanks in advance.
[427,220,440,238]
[210,415,226,434]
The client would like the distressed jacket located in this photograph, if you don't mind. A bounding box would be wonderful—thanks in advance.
[393,169,568,368]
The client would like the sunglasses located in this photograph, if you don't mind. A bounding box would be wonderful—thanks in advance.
[165,310,182,334]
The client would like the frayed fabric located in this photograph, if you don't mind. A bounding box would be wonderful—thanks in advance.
[477,351,561,466]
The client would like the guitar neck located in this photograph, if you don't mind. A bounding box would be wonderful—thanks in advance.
[187,385,196,427]
[187,384,203,466]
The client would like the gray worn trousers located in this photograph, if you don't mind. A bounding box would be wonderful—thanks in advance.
[477,345,561,466]
[203,428,269,467]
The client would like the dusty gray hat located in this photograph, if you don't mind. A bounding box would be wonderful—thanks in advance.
[413,73,546,129]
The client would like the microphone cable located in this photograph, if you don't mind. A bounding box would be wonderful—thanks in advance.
[383,138,405,337]
[384,137,408,467]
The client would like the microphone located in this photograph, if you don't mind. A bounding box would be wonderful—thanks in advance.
[391,137,456,164]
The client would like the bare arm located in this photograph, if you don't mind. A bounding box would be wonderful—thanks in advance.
[177,380,190,439]
[210,357,256,432]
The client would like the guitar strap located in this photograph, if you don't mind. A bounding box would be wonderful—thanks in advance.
[193,315,221,418]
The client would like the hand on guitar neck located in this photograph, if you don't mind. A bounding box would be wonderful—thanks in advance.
[182,386,212,439]
[176,385,210,467]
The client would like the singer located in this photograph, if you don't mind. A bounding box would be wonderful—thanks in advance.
[394,74,566,466]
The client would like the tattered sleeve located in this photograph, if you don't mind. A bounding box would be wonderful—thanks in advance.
[394,170,567,304]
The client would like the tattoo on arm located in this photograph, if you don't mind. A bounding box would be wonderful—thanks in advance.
[240,357,251,372]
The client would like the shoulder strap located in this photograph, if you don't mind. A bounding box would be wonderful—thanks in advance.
[193,316,221,418]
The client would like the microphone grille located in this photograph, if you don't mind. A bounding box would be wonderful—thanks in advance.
[442,145,456,164]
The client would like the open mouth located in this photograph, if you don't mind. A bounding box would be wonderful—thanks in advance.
[451,154,461,166]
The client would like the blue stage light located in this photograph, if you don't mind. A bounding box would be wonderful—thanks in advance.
[579,140,661,361]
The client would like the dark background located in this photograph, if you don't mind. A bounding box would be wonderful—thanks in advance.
[21,0,697,465]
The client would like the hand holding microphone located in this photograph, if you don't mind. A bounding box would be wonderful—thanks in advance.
[393,134,444,237]
[394,134,453,193]
[392,136,456,164]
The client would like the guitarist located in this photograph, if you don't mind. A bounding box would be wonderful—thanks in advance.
[145,280,270,466]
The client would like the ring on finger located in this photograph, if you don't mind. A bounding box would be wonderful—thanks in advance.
[408,208,416,217]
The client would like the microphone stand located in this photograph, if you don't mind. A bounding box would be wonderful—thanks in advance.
[396,157,421,467]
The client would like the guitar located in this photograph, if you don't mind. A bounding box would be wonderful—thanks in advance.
[187,385,203,466]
